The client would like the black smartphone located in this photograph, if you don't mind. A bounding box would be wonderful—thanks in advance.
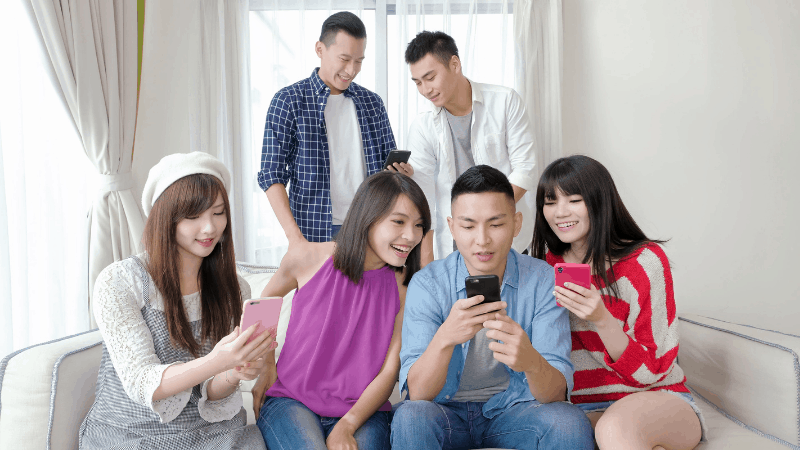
[383,150,411,170]
[465,275,501,305]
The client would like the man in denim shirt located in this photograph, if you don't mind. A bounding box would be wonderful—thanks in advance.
[392,165,593,450]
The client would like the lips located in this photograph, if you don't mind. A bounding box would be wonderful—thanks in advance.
[475,252,493,262]
[196,238,215,248]
[556,221,578,230]
[391,244,410,258]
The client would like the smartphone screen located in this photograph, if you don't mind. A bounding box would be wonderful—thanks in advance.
[241,297,283,343]
[465,275,502,305]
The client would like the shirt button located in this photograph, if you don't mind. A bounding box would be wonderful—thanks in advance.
[445,395,450,399]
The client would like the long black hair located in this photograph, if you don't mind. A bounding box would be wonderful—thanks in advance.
[531,155,667,300]
[334,171,432,286]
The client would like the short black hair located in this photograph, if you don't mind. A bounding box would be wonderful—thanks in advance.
[319,11,367,47]
[405,31,459,66]
[451,165,514,204]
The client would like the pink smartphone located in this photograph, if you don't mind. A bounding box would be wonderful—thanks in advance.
[554,263,591,305]
[241,297,283,343]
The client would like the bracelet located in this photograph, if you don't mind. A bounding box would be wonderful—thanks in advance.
[223,369,240,387]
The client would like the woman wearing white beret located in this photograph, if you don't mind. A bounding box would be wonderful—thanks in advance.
[78,152,271,449]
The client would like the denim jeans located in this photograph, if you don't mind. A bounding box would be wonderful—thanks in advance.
[256,396,390,450]
[391,400,594,450]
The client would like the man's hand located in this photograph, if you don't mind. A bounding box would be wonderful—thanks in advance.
[484,314,540,373]
[386,162,414,177]
[436,296,506,348]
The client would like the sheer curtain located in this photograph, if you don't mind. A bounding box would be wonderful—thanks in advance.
[0,0,93,357]
[514,0,562,177]
[29,0,145,329]
[134,0,252,260]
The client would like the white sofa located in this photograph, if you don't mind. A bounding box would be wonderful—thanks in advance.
[1,262,799,450]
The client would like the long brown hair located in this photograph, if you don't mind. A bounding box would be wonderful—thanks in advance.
[142,174,242,356]
[334,171,431,286]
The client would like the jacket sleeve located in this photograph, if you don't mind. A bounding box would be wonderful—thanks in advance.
[504,90,537,193]
[603,245,682,387]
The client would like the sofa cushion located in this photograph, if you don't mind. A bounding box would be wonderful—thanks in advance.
[0,329,103,450]
[679,314,800,448]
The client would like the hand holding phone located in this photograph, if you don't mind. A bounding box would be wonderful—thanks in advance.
[554,263,591,306]
[241,297,283,343]
[383,150,411,170]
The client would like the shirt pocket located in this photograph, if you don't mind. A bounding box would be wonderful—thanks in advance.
[482,132,507,165]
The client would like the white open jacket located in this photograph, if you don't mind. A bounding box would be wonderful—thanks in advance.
[407,79,537,260]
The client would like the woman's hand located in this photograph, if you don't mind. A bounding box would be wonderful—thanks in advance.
[326,420,358,450]
[228,327,277,383]
[252,356,278,420]
[554,282,613,326]
[206,322,274,374]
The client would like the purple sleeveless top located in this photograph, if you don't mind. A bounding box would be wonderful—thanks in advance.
[265,257,400,417]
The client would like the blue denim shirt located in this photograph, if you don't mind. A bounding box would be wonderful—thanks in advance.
[399,249,574,418]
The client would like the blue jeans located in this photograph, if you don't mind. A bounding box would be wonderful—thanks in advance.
[256,396,390,450]
[391,400,594,450]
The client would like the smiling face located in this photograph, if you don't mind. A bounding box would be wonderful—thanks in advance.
[542,189,591,254]
[175,193,227,266]
[363,194,425,270]
[409,53,461,109]
[316,31,366,95]
[448,192,522,280]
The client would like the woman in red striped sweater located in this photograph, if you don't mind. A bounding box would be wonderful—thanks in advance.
[531,155,706,450]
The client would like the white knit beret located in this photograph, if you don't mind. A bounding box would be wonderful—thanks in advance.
[141,152,231,216]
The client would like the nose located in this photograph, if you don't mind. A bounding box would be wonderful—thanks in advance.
[201,216,216,235]
[554,199,569,217]
[402,223,420,244]
[475,224,491,247]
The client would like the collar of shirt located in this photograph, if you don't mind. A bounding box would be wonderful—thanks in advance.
[310,67,357,101]
[429,77,484,116]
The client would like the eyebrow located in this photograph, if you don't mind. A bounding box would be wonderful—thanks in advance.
[411,70,435,82]
[456,214,507,223]
[212,202,225,209]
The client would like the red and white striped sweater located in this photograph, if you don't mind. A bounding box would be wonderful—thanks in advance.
[546,242,689,404]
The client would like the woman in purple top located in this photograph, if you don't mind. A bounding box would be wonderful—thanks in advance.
[252,171,431,450]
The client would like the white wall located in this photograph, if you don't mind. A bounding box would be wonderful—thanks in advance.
[562,1,800,334]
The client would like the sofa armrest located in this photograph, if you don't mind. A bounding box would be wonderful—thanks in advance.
[0,329,103,450]
[678,314,800,448]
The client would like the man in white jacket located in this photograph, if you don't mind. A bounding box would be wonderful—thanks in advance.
[405,31,537,265]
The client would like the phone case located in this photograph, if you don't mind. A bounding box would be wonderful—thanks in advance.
[554,263,592,290]
[465,274,502,304]
[241,297,283,343]
[383,150,411,169]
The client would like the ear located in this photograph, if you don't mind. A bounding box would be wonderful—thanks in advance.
[315,41,324,58]
[513,211,523,238]
[450,55,461,73]
[447,216,455,236]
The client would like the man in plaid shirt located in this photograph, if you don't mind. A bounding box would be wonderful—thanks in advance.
[258,12,411,244]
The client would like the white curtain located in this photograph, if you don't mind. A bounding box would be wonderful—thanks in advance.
[134,0,252,262]
[0,0,94,357]
[29,0,144,328]
[514,0,562,176]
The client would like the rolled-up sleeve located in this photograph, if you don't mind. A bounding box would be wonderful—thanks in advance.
[399,273,445,397]
[257,91,296,191]
[529,269,575,398]
[504,90,537,193]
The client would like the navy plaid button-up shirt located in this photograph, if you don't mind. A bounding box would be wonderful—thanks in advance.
[257,68,396,242]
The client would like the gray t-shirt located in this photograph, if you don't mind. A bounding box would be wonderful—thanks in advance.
[451,328,510,402]
[445,109,475,252]
[444,109,475,177]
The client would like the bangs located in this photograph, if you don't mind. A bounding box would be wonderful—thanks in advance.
[168,174,226,220]
[540,159,584,201]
